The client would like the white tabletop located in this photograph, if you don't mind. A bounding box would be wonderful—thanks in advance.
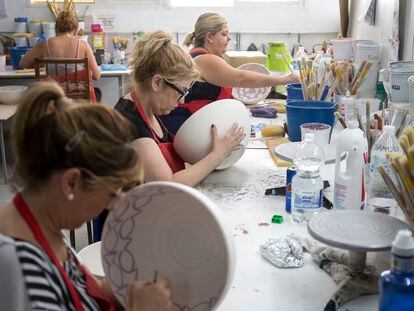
[0,66,131,79]
[0,104,18,121]
[78,114,379,310]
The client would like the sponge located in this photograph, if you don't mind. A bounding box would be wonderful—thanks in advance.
[261,124,285,137]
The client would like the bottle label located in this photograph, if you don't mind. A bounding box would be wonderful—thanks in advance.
[293,189,322,209]
[393,256,414,273]
[369,154,396,192]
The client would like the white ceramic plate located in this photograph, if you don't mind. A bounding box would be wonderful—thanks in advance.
[174,99,250,170]
[101,181,235,310]
[78,242,104,278]
[232,63,271,105]
[0,85,28,105]
[274,141,337,164]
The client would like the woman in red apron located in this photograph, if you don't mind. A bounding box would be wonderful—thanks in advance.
[20,11,100,102]
[160,12,300,134]
[0,82,171,310]
[115,30,245,188]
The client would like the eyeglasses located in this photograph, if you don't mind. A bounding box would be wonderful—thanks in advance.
[163,78,192,103]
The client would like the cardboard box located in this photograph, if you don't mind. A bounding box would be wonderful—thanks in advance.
[223,51,267,68]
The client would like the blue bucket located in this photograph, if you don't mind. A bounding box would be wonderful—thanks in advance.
[286,83,329,101]
[286,100,337,142]
[9,47,32,70]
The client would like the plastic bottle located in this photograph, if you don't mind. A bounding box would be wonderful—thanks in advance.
[291,133,325,223]
[366,125,402,215]
[113,44,121,65]
[291,46,307,71]
[334,120,368,210]
[379,229,414,311]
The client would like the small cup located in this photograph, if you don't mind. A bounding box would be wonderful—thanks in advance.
[300,123,332,144]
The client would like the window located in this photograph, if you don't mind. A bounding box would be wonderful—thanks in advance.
[170,0,232,6]
[31,0,94,3]
[170,0,301,7]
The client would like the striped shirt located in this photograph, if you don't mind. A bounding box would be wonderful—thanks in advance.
[0,234,100,311]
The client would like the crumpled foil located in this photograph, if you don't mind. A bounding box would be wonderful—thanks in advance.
[260,235,304,268]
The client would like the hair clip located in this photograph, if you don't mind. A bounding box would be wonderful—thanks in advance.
[65,131,86,153]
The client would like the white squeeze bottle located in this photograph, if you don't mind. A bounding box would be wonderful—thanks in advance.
[334,120,368,210]
[366,125,403,215]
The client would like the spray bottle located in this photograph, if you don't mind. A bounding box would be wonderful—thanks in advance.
[334,120,368,210]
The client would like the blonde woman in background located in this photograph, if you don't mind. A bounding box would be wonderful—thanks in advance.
[21,11,101,101]
[114,30,245,187]
[160,12,300,134]
[0,82,171,310]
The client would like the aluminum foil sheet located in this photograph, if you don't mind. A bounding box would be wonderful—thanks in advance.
[260,236,304,268]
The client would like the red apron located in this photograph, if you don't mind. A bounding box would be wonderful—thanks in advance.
[13,194,114,311]
[179,48,233,113]
[131,92,185,173]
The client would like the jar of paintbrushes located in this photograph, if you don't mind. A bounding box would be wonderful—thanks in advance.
[379,126,414,227]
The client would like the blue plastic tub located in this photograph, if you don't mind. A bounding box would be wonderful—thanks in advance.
[286,100,337,142]
[286,83,329,101]
[9,47,32,70]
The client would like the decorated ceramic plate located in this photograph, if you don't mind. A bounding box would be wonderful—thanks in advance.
[174,98,250,170]
[232,63,272,105]
[101,181,235,310]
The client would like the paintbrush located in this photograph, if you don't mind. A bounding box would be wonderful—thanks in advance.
[351,61,373,95]
[326,63,348,99]
[351,61,367,87]
[398,156,414,192]
[399,135,412,161]
[402,126,414,145]
[307,82,317,100]
[391,158,414,213]
[396,110,409,138]
[307,60,313,83]
[335,111,347,129]
[378,165,411,220]
[373,119,378,143]
[356,111,364,131]
[301,57,307,82]
[280,53,294,74]
[298,62,308,100]
[317,66,328,100]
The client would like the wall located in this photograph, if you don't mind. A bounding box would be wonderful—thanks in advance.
[1,0,340,33]
[348,0,400,67]
[400,0,414,60]
[0,0,339,52]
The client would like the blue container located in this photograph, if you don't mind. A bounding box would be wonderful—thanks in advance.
[286,100,337,142]
[286,83,329,101]
[9,47,32,70]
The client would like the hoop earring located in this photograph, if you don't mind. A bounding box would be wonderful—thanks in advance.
[67,193,75,201]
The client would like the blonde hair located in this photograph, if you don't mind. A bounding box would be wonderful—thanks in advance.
[129,30,199,87]
[55,11,78,34]
[183,12,227,48]
[11,82,143,191]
